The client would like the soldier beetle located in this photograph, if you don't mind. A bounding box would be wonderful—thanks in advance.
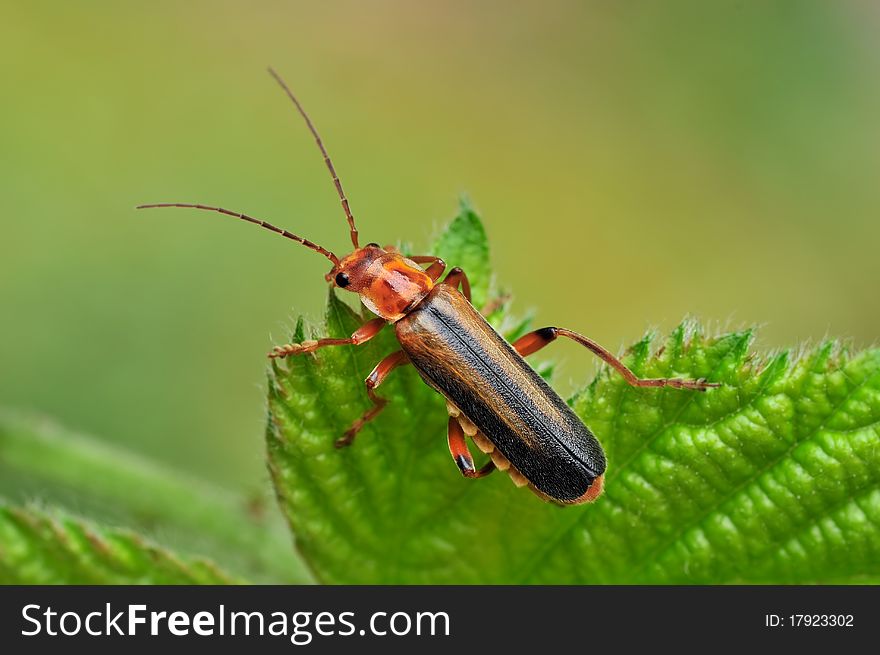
[139,69,719,505]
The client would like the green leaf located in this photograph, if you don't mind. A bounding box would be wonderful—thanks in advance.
[431,195,492,309]
[0,410,311,583]
[267,202,880,584]
[0,503,237,584]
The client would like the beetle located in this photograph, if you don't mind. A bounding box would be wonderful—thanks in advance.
[139,68,720,505]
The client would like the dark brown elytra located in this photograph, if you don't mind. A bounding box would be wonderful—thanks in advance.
[138,69,720,505]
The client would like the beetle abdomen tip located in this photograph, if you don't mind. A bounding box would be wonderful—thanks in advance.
[569,474,605,505]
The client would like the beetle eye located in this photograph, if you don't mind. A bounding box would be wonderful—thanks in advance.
[335,272,350,288]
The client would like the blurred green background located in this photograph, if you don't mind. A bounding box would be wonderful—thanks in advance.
[2,0,878,494]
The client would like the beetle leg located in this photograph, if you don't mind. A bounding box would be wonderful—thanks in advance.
[479,293,511,317]
[439,264,510,317]
[512,327,721,391]
[447,417,496,478]
[439,264,507,316]
[335,350,410,448]
[409,255,447,281]
[269,317,386,359]
[442,267,472,302]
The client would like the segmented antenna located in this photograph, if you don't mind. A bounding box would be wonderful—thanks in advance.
[267,67,360,249]
[136,203,339,265]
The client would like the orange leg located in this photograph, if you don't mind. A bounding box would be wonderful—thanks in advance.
[479,294,510,317]
[269,317,386,359]
[336,350,410,448]
[512,327,721,391]
[409,255,447,281]
[440,266,503,316]
[442,267,472,302]
[447,417,496,478]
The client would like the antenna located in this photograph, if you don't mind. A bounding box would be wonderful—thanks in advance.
[267,67,360,248]
[136,203,339,265]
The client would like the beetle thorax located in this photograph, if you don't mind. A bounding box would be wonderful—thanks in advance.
[335,248,433,322]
